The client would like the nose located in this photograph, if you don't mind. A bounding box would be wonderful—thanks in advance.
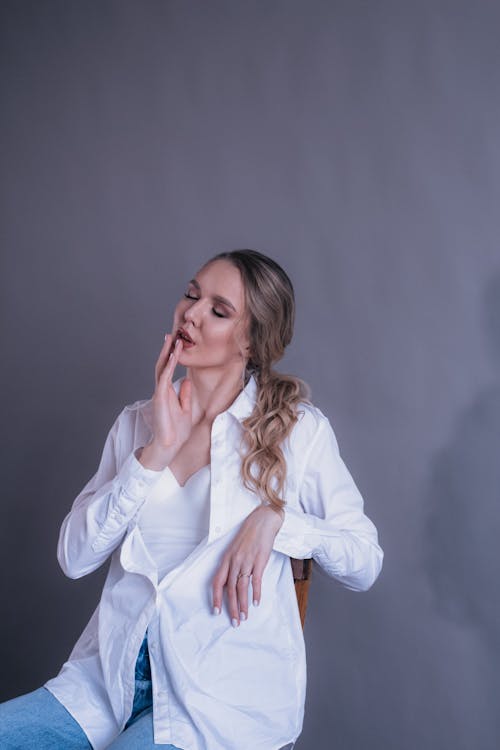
[183,297,204,326]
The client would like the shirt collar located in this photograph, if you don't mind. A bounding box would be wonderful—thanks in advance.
[225,372,258,422]
[142,373,258,430]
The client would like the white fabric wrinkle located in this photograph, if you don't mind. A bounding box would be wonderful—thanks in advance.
[44,373,383,750]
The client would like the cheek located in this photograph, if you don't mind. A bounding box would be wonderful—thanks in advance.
[222,328,243,353]
[204,325,235,349]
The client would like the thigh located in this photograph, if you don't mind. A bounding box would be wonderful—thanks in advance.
[0,686,92,750]
[107,709,182,750]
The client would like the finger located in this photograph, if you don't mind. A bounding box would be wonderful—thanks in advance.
[155,334,175,387]
[212,559,229,616]
[236,573,251,622]
[251,561,265,607]
[226,565,241,627]
[159,337,182,387]
[167,337,184,382]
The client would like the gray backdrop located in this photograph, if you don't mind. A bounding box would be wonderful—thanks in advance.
[1,2,499,748]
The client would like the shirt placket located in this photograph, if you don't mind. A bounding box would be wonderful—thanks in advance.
[147,608,173,741]
[146,412,230,743]
[209,412,229,541]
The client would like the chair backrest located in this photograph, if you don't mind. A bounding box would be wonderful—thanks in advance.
[291,557,312,629]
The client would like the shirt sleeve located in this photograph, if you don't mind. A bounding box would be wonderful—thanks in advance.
[272,414,384,591]
[57,409,164,579]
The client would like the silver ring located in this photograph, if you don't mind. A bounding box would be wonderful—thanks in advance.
[237,572,251,580]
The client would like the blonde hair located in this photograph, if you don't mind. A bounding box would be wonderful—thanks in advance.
[205,249,312,515]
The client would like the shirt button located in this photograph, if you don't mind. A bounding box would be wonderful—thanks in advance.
[215,525,222,534]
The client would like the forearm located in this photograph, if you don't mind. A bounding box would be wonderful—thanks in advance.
[271,414,384,592]
[273,505,383,591]
[57,447,166,579]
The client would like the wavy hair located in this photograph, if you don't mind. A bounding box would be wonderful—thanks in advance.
[204,249,312,514]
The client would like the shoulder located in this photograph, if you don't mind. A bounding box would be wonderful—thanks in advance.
[122,397,153,416]
[295,399,331,431]
[102,397,154,465]
[112,397,154,436]
[288,400,336,452]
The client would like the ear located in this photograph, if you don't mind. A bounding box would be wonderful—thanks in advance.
[239,329,251,354]
[237,316,252,358]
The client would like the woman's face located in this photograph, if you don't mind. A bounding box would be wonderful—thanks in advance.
[171,259,251,373]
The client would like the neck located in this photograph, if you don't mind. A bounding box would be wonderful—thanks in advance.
[184,364,248,424]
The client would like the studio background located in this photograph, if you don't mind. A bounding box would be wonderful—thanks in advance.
[1,2,499,748]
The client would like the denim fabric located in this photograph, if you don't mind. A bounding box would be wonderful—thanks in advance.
[0,684,93,749]
[0,629,182,749]
[123,629,153,730]
[107,628,182,748]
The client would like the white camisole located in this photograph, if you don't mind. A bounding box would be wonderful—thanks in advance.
[137,463,211,584]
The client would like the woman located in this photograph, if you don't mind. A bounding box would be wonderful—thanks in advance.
[0,249,383,750]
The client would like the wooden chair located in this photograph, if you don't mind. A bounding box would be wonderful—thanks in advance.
[291,557,312,628]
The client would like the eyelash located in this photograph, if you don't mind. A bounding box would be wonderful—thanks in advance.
[183,293,226,318]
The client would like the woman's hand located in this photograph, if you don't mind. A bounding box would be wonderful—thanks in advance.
[140,334,192,470]
[212,504,285,627]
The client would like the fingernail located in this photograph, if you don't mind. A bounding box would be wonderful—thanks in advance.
[213,606,220,615]
[231,618,239,628]
[253,599,259,607]
[240,611,246,621]
[164,333,169,341]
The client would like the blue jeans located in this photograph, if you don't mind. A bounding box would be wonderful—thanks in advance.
[0,630,183,749]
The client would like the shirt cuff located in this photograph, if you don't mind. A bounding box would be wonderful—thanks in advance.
[116,448,165,503]
[273,505,313,559]
[273,504,344,562]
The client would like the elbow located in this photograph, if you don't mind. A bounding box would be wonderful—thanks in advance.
[56,518,81,579]
[57,551,97,580]
[341,543,384,592]
[60,566,84,581]
[354,545,384,592]
[57,528,75,578]
[56,526,115,580]
[56,532,94,580]
[57,545,85,580]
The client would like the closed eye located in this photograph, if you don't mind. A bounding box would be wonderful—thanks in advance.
[183,293,226,318]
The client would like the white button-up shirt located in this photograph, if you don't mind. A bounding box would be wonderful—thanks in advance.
[44,374,383,750]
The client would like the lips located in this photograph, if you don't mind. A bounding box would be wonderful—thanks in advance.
[177,327,195,344]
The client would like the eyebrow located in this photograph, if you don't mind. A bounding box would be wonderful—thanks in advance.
[188,278,237,312]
